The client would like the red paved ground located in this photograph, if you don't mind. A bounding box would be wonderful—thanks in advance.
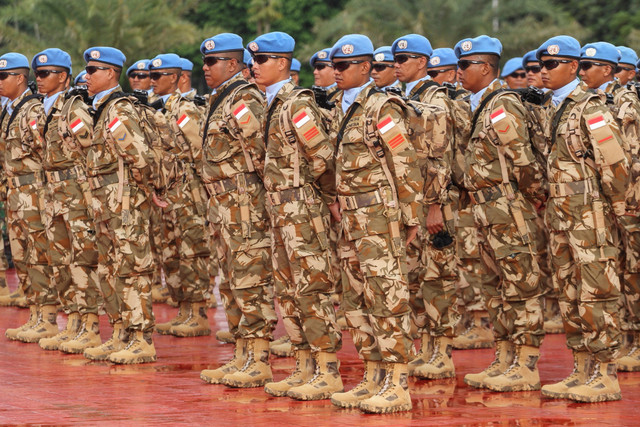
[1,269,640,425]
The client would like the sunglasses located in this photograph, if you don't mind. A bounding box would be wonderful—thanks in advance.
[509,71,526,79]
[540,59,573,70]
[0,71,21,80]
[525,65,542,74]
[202,56,233,67]
[34,69,64,79]
[457,60,487,70]
[85,65,114,75]
[579,61,610,71]
[150,71,174,80]
[129,72,149,80]
[427,68,455,78]
[394,54,421,64]
[616,65,635,73]
[372,63,393,72]
[332,60,366,72]
[252,54,288,65]
[314,63,332,71]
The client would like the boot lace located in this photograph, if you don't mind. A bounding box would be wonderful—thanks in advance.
[584,362,601,385]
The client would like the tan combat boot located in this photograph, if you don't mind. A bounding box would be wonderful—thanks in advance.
[567,360,621,403]
[222,338,272,388]
[151,283,170,303]
[108,330,157,364]
[287,351,343,400]
[155,301,190,335]
[359,363,412,414]
[541,351,591,399]
[453,311,494,349]
[413,336,455,379]
[170,301,211,337]
[264,348,314,397]
[543,297,564,334]
[464,340,515,388]
[39,312,81,350]
[408,333,432,376]
[216,329,236,344]
[60,313,102,353]
[83,321,128,361]
[5,305,38,340]
[201,338,247,384]
[482,345,541,391]
[270,335,293,357]
[331,361,385,409]
[618,331,640,372]
[16,304,58,343]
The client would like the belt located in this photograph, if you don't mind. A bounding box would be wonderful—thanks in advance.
[206,173,261,196]
[549,179,596,198]
[338,189,383,210]
[267,187,306,206]
[88,171,119,190]
[7,171,45,189]
[45,165,86,183]
[468,181,518,204]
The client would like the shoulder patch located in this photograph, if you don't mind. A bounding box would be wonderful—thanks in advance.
[230,98,261,139]
[377,114,408,152]
[584,110,626,165]
[292,107,324,146]
[489,105,518,144]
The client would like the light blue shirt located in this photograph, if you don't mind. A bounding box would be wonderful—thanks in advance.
[5,89,30,116]
[405,76,429,98]
[383,80,401,90]
[1,96,8,109]
[599,80,614,92]
[342,78,373,113]
[93,85,120,110]
[469,79,498,112]
[266,78,291,106]
[159,93,171,106]
[322,82,337,91]
[181,88,196,97]
[211,72,242,96]
[551,78,580,107]
[43,90,64,115]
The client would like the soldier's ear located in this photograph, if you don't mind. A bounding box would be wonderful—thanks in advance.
[361,61,371,75]
[569,60,579,75]
[418,56,427,70]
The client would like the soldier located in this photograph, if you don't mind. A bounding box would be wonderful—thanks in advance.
[147,53,212,337]
[328,34,422,413]
[455,35,546,392]
[427,48,458,86]
[501,57,527,89]
[27,49,102,353]
[536,35,628,402]
[74,71,88,89]
[290,58,301,85]
[196,33,277,388]
[127,59,151,92]
[81,46,162,364]
[0,53,58,343]
[577,42,640,373]
[371,46,401,91]
[247,31,342,400]
[523,50,544,89]
[310,48,339,100]
[614,47,638,86]
[178,58,197,99]
[0,95,12,306]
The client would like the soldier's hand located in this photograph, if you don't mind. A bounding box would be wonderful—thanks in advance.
[406,225,419,247]
[328,201,342,222]
[152,192,169,208]
[426,204,444,235]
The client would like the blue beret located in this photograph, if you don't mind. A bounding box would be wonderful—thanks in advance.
[243,49,252,66]
[149,53,182,70]
[310,48,332,66]
[616,46,638,67]
[455,35,502,58]
[31,48,72,72]
[0,53,30,70]
[74,71,87,85]
[291,58,301,72]
[126,59,149,76]
[201,33,244,55]
[84,47,126,68]
[373,46,394,63]
[180,58,193,71]
[247,32,295,54]
[501,57,524,77]
[428,48,457,68]
[330,34,374,59]
[536,35,580,60]
[391,34,433,57]
[522,50,538,68]
[581,42,620,65]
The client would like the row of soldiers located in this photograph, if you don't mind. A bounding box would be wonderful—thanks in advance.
[0,29,639,414]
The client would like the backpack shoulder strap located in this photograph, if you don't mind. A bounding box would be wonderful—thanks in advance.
[202,80,246,147]
[221,82,261,173]
[2,94,43,138]
[470,89,506,136]
[564,93,599,172]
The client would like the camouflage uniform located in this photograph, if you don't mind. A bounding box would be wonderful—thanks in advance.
[201,73,276,340]
[263,80,340,353]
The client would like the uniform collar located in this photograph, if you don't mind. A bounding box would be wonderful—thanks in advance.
[5,89,31,116]
[92,85,120,110]
[342,78,373,113]
[181,88,196,97]
[265,77,291,106]
[469,78,499,112]
[405,75,430,98]
[43,90,65,115]
[551,78,580,107]
[211,72,243,96]
[599,78,617,93]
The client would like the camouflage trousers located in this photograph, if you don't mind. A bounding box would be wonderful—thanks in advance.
[43,178,100,315]
[616,214,640,332]
[6,182,55,305]
[208,180,276,340]
[534,214,556,298]
[270,195,340,353]
[161,181,210,303]
[0,204,8,287]
[92,182,155,332]
[148,203,164,289]
[472,196,545,347]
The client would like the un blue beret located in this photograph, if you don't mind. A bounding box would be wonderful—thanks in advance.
[330,34,374,59]
[373,46,394,63]
[428,48,457,68]
[455,35,502,58]
[84,47,127,68]
[180,58,193,71]
[391,34,433,57]
[31,48,72,73]
[536,36,580,60]
[617,46,638,66]
[247,32,295,54]
[126,59,149,76]
[243,49,252,66]
[501,57,524,77]
[581,42,620,65]
[291,58,301,72]
[74,71,87,85]
[201,33,244,55]
[310,48,332,66]
[522,50,538,68]
[0,53,30,70]
[149,53,182,70]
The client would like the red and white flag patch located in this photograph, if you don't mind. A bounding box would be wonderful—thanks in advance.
[70,118,85,134]
[108,117,122,132]
[588,115,606,130]
[377,116,396,134]
[293,111,310,128]
[490,108,506,124]
[177,114,190,129]
[29,119,38,130]
[233,104,249,121]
